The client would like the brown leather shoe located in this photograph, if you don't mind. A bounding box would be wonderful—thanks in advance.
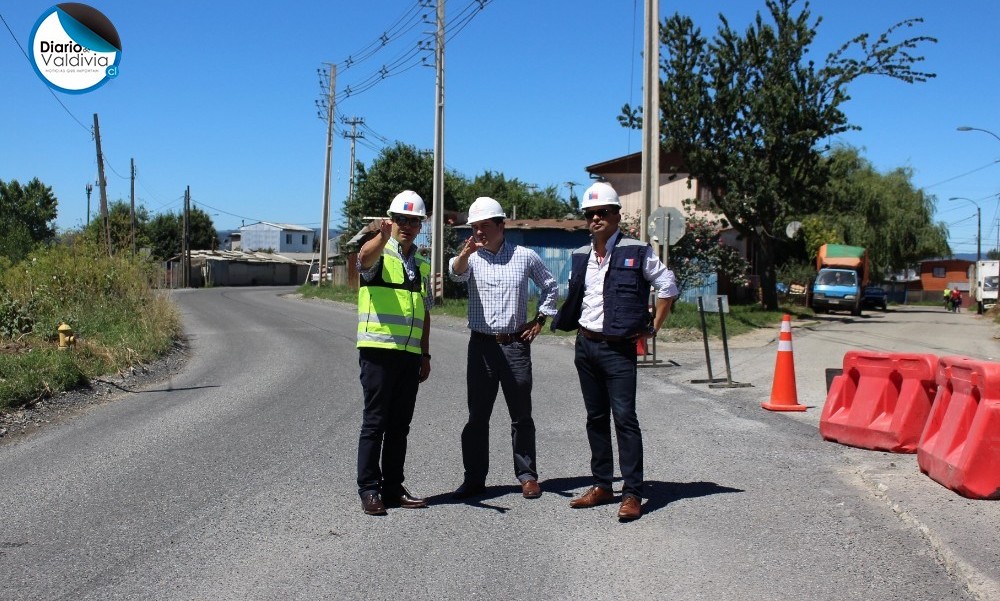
[569,486,615,508]
[383,486,427,509]
[617,495,642,520]
[520,479,542,499]
[361,491,387,516]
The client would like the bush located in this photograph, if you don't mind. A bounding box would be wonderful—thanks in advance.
[0,239,180,410]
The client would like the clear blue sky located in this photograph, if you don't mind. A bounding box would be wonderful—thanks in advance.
[2,1,998,256]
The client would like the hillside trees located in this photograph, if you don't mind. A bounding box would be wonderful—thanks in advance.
[0,178,58,262]
[343,142,574,235]
[145,207,218,260]
[810,147,949,278]
[621,0,936,309]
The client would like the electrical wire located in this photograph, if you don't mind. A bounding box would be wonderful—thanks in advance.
[0,11,91,134]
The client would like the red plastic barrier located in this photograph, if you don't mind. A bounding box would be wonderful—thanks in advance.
[917,356,1000,500]
[820,351,938,452]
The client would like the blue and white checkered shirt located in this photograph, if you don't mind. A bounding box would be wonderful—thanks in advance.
[448,241,558,334]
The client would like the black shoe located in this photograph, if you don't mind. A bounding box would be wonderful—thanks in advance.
[383,486,428,509]
[360,491,387,516]
[451,481,486,499]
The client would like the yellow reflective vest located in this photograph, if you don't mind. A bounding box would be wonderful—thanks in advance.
[357,244,429,354]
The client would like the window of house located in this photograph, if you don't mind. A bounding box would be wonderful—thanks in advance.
[302,235,307,244]
[695,183,714,211]
[285,234,292,244]
[932,267,946,278]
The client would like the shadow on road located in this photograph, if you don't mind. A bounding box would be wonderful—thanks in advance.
[423,476,744,517]
[642,480,744,515]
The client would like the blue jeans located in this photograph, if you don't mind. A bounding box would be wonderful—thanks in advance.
[574,334,643,498]
[461,335,537,484]
[357,348,421,496]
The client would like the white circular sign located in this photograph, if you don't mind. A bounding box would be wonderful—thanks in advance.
[30,4,122,94]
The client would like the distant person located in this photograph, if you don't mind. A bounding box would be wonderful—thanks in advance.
[943,288,951,311]
[551,182,678,521]
[354,190,432,516]
[950,288,962,313]
[448,196,558,500]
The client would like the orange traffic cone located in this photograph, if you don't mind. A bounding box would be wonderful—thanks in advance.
[762,314,806,411]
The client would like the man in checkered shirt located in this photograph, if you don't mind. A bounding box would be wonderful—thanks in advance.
[447,196,558,501]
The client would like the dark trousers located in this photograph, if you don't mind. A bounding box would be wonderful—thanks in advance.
[461,335,537,484]
[357,347,421,496]
[574,334,644,498]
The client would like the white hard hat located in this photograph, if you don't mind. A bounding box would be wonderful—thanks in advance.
[581,181,621,210]
[466,196,506,224]
[387,190,427,218]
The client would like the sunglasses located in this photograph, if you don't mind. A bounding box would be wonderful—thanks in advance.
[584,208,616,220]
[392,215,424,227]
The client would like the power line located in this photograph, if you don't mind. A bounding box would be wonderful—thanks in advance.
[328,0,493,105]
[0,11,91,134]
[921,159,1000,190]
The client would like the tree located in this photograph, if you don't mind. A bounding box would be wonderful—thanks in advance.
[147,213,182,260]
[620,205,750,293]
[345,143,464,233]
[810,146,949,277]
[145,208,217,261]
[621,0,935,309]
[0,178,58,262]
[80,200,151,255]
[463,171,574,219]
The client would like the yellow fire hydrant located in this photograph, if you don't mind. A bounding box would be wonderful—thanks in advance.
[57,322,75,350]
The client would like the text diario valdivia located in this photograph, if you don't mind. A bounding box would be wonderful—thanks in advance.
[38,41,111,67]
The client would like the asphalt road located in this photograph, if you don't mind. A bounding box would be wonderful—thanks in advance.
[1,287,996,600]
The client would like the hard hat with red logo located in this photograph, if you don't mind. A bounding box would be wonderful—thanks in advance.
[580,181,621,210]
[466,196,507,224]
[387,190,427,218]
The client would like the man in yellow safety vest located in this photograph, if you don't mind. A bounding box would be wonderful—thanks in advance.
[355,190,432,516]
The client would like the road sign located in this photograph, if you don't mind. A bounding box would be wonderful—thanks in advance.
[648,206,686,246]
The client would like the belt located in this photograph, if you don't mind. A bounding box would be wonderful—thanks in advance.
[578,326,627,342]
[472,330,520,344]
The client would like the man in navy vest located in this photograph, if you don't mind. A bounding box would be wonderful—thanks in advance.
[551,181,678,521]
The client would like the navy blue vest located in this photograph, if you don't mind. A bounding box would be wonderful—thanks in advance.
[551,234,652,337]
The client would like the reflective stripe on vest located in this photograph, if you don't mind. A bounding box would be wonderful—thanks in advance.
[357,249,429,354]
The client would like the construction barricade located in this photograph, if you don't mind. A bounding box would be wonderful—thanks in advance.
[917,356,1000,500]
[820,351,938,453]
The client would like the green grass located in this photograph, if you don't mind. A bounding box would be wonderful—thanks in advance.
[0,242,181,411]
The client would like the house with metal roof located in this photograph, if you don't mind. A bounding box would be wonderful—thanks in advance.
[240,222,315,253]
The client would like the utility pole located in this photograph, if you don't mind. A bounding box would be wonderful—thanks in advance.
[182,186,190,288]
[341,116,365,205]
[93,113,111,254]
[640,0,660,246]
[130,157,136,255]
[85,182,92,227]
[318,63,336,285]
[431,0,446,300]
[564,181,579,206]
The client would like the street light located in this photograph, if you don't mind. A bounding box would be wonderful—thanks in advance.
[957,125,1000,143]
[949,196,982,314]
